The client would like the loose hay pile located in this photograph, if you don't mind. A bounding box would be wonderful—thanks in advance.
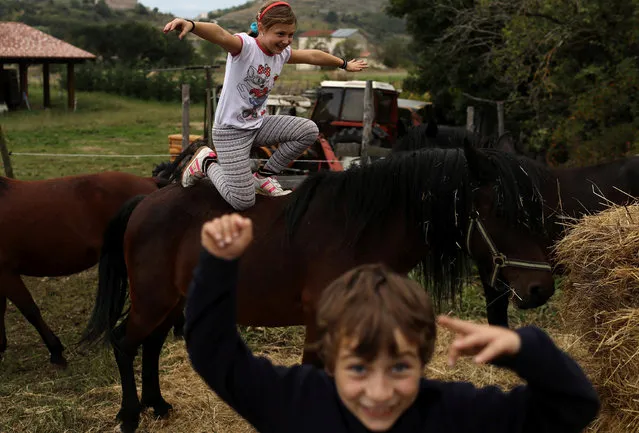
[555,204,639,433]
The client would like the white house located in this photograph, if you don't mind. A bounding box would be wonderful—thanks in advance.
[296,28,369,71]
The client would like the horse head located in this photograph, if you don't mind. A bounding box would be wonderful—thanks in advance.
[463,142,554,309]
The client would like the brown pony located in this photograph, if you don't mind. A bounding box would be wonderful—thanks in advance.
[0,171,167,367]
[82,144,553,433]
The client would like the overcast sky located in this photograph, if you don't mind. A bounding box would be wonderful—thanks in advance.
[140,0,250,19]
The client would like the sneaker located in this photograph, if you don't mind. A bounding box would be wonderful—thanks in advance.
[181,146,216,187]
[253,173,292,196]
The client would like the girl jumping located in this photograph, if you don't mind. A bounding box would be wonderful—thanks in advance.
[163,1,367,209]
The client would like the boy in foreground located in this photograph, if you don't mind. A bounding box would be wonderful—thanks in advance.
[185,213,599,432]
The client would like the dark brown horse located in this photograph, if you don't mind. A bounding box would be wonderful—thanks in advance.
[480,145,639,326]
[0,172,167,367]
[398,127,639,326]
[82,144,553,432]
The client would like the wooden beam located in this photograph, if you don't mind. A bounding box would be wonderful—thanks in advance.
[181,84,190,150]
[0,125,15,178]
[43,63,51,109]
[67,63,75,110]
[18,63,28,107]
[361,80,374,164]
[496,101,505,137]
[466,106,475,133]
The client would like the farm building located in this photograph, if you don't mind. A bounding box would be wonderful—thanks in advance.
[296,28,370,71]
[0,22,96,111]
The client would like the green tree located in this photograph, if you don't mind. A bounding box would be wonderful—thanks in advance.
[200,40,224,63]
[379,36,411,68]
[94,0,111,18]
[333,38,360,61]
[388,0,639,164]
[325,10,338,24]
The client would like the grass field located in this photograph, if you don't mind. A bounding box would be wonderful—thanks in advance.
[1,90,574,432]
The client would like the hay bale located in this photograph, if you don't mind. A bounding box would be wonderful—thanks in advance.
[555,204,639,432]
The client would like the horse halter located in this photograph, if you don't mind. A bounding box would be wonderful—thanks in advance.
[465,210,552,288]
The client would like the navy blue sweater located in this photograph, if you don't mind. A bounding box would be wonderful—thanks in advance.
[185,250,600,433]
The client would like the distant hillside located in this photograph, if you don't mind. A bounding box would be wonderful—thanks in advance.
[208,0,406,43]
[0,0,175,30]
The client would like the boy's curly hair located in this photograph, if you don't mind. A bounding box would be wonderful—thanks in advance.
[315,264,437,373]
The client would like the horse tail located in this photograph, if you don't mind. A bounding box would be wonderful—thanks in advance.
[80,194,146,346]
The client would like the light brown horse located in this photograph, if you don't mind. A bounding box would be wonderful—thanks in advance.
[83,144,554,432]
[0,172,167,367]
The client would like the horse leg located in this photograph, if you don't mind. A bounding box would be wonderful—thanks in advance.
[0,295,7,357]
[480,270,510,327]
[2,274,66,366]
[115,291,180,431]
[112,317,143,433]
[300,288,323,368]
[140,315,174,418]
[172,309,185,339]
[301,320,323,368]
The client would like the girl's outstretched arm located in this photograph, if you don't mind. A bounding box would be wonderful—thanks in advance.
[163,19,242,54]
[288,49,368,72]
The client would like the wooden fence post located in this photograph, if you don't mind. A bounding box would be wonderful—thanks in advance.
[466,106,475,133]
[361,80,374,164]
[496,101,505,137]
[0,125,15,178]
[182,84,190,151]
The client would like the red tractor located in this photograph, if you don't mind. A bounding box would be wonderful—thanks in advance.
[310,80,402,152]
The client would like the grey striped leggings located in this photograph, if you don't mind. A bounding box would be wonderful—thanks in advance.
[206,115,319,210]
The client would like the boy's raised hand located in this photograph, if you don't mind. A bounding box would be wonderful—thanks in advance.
[201,214,253,260]
[437,315,522,367]
[163,18,192,40]
[346,59,369,72]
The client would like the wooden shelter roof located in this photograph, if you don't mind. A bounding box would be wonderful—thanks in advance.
[0,22,96,63]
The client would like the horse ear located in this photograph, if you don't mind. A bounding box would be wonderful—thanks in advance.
[495,132,516,154]
[464,139,497,183]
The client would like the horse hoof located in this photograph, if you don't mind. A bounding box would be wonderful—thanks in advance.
[117,422,138,433]
[115,410,140,433]
[142,399,173,419]
[50,353,68,368]
[155,401,173,419]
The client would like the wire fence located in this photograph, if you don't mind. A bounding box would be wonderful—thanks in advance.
[8,152,342,164]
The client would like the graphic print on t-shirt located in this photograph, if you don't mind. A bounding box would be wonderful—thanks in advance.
[236,64,278,123]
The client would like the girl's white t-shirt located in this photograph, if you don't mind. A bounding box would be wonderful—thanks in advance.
[214,33,292,129]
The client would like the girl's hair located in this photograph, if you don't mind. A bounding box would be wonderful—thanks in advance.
[314,264,437,373]
[256,1,297,30]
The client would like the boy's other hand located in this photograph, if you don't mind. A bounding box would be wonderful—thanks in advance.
[201,214,253,260]
[437,315,522,367]
[346,59,369,72]
[163,18,192,40]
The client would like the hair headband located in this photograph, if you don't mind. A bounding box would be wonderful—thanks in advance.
[258,1,291,21]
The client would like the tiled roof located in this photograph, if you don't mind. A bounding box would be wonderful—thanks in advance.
[331,28,359,38]
[298,30,334,38]
[0,22,96,60]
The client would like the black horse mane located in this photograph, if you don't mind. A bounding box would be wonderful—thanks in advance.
[286,148,473,304]
[285,145,548,304]
[153,140,202,182]
[478,148,550,233]
[395,123,550,232]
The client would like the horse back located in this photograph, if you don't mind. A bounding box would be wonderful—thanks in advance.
[0,172,159,275]
[123,181,306,325]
